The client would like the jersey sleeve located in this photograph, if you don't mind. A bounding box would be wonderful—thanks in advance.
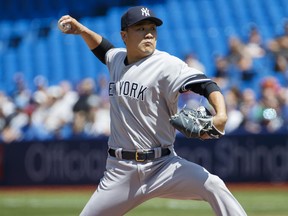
[105,48,126,74]
[162,54,209,103]
[105,48,118,67]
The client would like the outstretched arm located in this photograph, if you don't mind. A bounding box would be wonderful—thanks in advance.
[58,15,114,64]
[58,15,103,50]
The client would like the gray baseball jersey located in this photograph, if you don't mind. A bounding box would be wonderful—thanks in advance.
[106,48,208,150]
[80,48,247,216]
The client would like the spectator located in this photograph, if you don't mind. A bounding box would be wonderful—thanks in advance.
[184,53,206,73]
[73,78,95,113]
[236,56,257,83]
[0,124,21,143]
[244,26,266,59]
[7,103,30,138]
[239,88,262,134]
[267,21,288,73]
[44,85,75,139]
[213,55,231,94]
[30,90,51,140]
[0,107,5,132]
[19,104,50,141]
[225,35,258,87]
[96,75,110,104]
[277,87,288,131]
[0,92,20,143]
[0,91,16,118]
[226,36,246,66]
[86,94,110,137]
[223,87,243,133]
[72,78,97,138]
[257,77,283,133]
[10,72,31,109]
[214,55,229,78]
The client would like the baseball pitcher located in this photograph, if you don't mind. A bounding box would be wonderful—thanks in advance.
[58,5,247,216]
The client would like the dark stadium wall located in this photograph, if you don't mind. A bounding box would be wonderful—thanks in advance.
[0,134,288,186]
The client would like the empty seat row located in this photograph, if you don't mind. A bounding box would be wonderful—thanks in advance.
[0,0,286,91]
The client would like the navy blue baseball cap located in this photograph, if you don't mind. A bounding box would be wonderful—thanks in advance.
[121,6,163,30]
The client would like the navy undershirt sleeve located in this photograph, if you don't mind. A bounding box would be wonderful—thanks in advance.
[181,81,221,98]
[91,37,114,64]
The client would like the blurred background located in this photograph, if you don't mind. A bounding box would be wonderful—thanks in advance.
[0,0,287,187]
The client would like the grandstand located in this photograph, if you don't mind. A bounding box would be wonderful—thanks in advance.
[0,0,287,92]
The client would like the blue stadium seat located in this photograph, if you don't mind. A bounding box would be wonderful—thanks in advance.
[152,4,169,26]
[33,41,50,80]
[105,7,126,47]
[0,21,13,40]
[11,19,30,36]
[212,0,235,28]
[196,0,219,28]
[186,28,214,75]
[106,7,123,33]
[263,0,285,26]
[166,0,186,30]
[172,28,194,58]
[157,29,177,55]
[1,49,19,91]
[17,41,34,83]
[258,25,275,42]
[82,17,108,39]
[76,39,97,79]
[180,0,202,28]
[206,27,228,56]
[46,28,66,84]
[227,0,251,27]
[60,35,82,83]
[279,0,288,17]
[245,0,268,26]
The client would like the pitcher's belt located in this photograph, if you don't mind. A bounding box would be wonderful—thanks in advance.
[108,148,171,162]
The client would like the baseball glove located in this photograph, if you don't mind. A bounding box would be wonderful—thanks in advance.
[169,106,225,139]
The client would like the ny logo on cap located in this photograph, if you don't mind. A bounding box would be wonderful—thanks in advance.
[141,8,150,17]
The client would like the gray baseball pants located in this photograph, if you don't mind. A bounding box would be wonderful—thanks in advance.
[80,153,247,216]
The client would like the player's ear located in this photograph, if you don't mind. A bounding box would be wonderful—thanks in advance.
[120,31,127,45]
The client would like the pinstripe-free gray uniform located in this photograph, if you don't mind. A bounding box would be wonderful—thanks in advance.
[80,48,247,216]
[107,48,209,150]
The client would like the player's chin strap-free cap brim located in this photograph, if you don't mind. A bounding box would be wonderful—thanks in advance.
[121,6,163,30]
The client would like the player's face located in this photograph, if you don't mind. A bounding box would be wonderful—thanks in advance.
[122,21,157,63]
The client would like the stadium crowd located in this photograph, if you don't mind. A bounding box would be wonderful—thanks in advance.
[0,24,288,144]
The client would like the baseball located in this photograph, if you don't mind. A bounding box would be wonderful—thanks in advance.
[59,22,71,31]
